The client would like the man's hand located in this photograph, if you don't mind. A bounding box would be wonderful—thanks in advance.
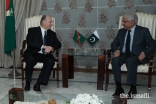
[43,46,53,54]
[114,50,120,57]
[138,52,145,62]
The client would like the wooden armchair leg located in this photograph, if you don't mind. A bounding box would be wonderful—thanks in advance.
[21,67,24,83]
[148,69,152,89]
[147,68,152,95]
[53,71,55,78]
[105,68,109,91]
[57,64,59,88]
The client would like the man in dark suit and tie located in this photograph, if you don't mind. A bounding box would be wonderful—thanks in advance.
[111,13,156,97]
[24,15,61,91]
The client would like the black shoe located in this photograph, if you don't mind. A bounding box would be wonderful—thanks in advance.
[127,88,137,99]
[24,84,30,91]
[33,84,41,91]
[112,87,125,96]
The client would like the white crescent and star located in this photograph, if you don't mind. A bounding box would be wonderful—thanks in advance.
[90,37,95,42]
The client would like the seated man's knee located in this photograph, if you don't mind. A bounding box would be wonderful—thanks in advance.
[47,58,55,66]
[25,55,36,63]
[125,58,135,66]
[111,57,120,64]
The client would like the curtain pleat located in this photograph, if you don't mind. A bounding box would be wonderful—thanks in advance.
[0,0,6,67]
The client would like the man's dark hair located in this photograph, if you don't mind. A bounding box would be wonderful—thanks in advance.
[40,15,47,25]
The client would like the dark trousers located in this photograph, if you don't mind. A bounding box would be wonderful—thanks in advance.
[111,53,143,86]
[24,53,55,85]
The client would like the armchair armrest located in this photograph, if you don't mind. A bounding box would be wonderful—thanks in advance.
[20,40,26,55]
[106,49,112,64]
[54,49,59,62]
[148,51,156,67]
[20,40,27,62]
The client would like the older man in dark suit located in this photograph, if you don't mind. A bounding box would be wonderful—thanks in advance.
[24,15,61,91]
[111,13,156,97]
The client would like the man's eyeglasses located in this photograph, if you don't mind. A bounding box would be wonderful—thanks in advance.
[122,20,130,23]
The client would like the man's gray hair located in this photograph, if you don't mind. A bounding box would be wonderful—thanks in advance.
[40,15,47,25]
[123,13,138,24]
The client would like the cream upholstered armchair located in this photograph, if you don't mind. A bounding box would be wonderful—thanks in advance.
[20,15,59,88]
[105,12,156,93]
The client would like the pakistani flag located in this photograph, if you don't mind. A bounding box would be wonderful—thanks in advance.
[73,30,86,45]
[87,30,100,46]
[4,0,16,56]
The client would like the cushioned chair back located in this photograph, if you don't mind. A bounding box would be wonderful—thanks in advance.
[24,15,55,40]
[118,12,156,39]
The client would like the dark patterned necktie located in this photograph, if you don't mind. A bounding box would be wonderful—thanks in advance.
[42,31,47,53]
[126,30,131,57]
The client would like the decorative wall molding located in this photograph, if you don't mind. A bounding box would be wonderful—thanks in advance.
[69,27,75,39]
[143,0,153,4]
[41,0,47,11]
[107,0,116,8]
[124,0,134,9]
[56,30,63,42]
[99,41,107,50]
[62,11,71,24]
[54,0,63,13]
[68,0,77,9]
[85,30,92,38]
[78,13,86,27]
[84,0,94,13]
[99,9,108,24]
[62,41,71,53]
[106,25,115,39]
[135,6,145,13]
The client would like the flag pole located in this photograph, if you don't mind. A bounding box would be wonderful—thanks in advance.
[74,29,76,53]
[75,42,76,53]
[13,49,16,86]
[94,48,97,52]
[8,50,21,77]
[94,29,97,52]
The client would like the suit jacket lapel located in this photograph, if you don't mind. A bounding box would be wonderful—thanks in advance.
[132,25,139,48]
[121,29,127,50]
[37,26,43,44]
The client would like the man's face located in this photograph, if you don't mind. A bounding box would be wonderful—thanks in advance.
[122,17,134,30]
[43,16,53,30]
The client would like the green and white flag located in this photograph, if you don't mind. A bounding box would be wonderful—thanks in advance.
[87,30,100,46]
[4,0,16,56]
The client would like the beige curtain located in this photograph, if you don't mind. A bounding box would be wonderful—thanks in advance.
[0,0,44,68]
[0,0,5,67]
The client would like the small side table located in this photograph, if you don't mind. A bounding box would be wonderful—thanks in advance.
[62,49,106,90]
